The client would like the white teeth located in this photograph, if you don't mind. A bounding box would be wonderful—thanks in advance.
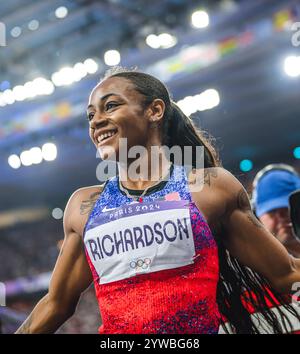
[97,130,116,143]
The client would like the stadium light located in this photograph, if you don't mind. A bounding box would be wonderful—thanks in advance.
[157,33,177,49]
[146,34,160,49]
[104,50,121,66]
[55,6,68,19]
[52,208,64,220]
[146,33,177,49]
[51,60,98,87]
[0,57,98,108]
[2,89,15,105]
[73,63,88,82]
[42,143,57,161]
[294,147,300,159]
[13,85,28,101]
[9,143,58,169]
[29,147,43,164]
[11,26,22,38]
[23,81,38,98]
[20,150,33,167]
[83,59,98,74]
[11,78,54,102]
[8,154,21,169]
[240,159,253,172]
[52,67,74,86]
[22,78,54,99]
[284,56,300,77]
[177,89,220,116]
[28,20,39,31]
[32,78,54,95]
[191,10,210,29]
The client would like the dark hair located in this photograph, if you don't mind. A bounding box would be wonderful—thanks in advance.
[101,67,299,333]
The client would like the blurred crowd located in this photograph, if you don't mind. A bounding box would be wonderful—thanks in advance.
[57,287,100,334]
[0,219,61,281]
[4,287,100,334]
[0,217,101,333]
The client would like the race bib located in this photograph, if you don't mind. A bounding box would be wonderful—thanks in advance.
[84,200,195,284]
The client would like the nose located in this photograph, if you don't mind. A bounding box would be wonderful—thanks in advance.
[90,112,108,130]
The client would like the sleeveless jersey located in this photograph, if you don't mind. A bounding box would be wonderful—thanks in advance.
[83,164,221,334]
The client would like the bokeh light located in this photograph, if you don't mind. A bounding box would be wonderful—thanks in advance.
[239,159,253,172]
[293,147,300,159]
[191,10,210,28]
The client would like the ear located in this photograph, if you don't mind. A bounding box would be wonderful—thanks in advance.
[146,99,165,123]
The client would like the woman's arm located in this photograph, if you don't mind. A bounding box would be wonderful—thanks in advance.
[214,168,300,294]
[15,188,95,334]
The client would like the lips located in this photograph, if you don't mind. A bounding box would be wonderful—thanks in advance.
[95,129,118,146]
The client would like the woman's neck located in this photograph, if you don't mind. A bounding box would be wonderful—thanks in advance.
[118,150,171,191]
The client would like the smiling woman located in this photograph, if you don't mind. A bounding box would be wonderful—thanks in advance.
[15,67,300,334]
[87,77,160,164]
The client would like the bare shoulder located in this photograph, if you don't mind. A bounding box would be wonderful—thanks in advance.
[208,167,251,209]
[187,166,237,190]
[187,167,250,223]
[64,183,106,237]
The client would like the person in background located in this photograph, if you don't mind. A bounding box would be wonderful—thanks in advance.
[252,164,300,257]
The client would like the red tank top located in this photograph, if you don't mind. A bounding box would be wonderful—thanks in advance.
[83,165,221,333]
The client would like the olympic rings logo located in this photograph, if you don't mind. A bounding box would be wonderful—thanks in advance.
[130,258,152,270]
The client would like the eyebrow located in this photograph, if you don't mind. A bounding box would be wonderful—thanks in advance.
[87,93,121,110]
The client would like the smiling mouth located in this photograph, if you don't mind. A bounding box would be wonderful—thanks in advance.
[96,129,118,146]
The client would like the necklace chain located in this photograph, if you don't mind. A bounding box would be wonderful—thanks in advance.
[118,163,172,202]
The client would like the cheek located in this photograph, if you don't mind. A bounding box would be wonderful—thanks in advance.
[119,117,148,145]
[259,214,276,231]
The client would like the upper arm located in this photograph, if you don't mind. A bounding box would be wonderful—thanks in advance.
[47,188,97,312]
[215,168,299,293]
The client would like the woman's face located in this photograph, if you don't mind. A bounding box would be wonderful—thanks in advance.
[87,77,151,161]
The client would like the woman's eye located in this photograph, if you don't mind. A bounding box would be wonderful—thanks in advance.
[105,102,118,111]
[87,113,94,121]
